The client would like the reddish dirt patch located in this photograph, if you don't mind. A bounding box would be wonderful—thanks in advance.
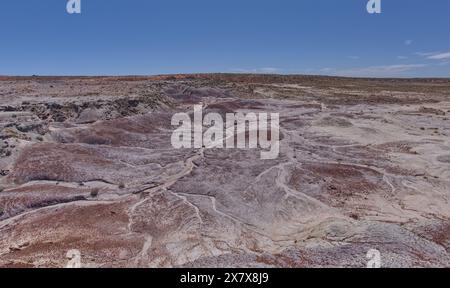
[0,199,142,268]
[8,143,115,184]
[288,163,389,207]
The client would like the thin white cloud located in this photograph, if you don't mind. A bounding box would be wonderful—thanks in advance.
[320,67,334,72]
[321,64,427,77]
[258,67,281,74]
[230,67,281,74]
[438,61,450,66]
[347,56,360,60]
[397,56,408,60]
[427,52,450,60]
[405,40,413,46]
[414,51,439,57]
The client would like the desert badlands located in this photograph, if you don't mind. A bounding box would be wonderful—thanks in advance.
[0,74,449,267]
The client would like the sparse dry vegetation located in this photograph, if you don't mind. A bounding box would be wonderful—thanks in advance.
[90,188,100,198]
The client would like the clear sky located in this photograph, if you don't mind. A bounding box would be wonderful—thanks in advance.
[1,0,449,77]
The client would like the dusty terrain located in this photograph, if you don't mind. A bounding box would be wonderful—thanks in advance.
[0,74,449,268]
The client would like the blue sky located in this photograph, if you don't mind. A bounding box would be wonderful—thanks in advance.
[1,0,449,77]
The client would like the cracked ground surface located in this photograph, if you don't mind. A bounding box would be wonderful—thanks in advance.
[0,74,449,267]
